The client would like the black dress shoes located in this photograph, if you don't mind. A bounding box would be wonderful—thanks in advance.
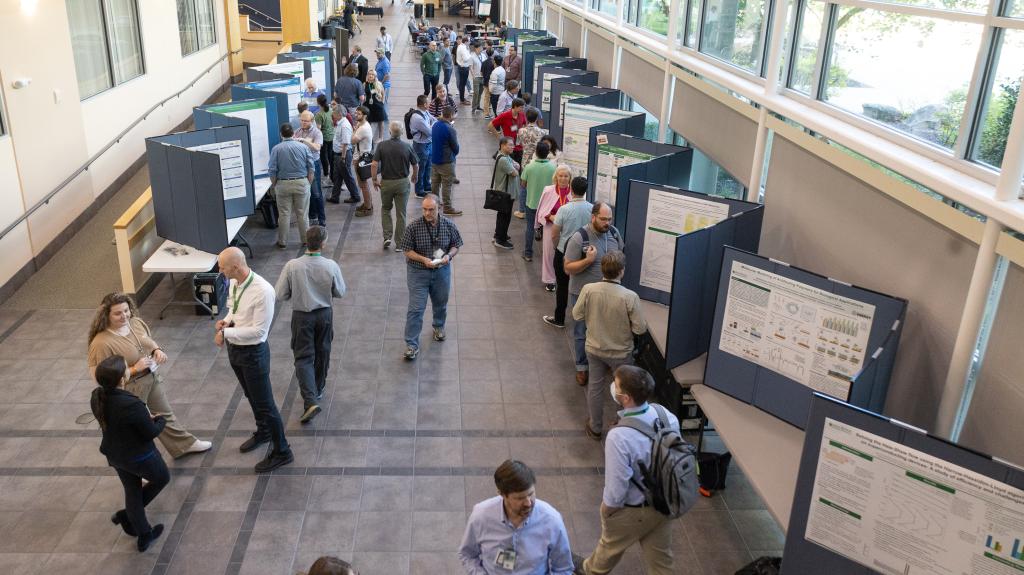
[111,510,136,536]
[137,524,164,552]
[239,434,270,453]
[255,450,294,473]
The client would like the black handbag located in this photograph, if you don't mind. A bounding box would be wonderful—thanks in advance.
[356,151,374,180]
[484,155,513,212]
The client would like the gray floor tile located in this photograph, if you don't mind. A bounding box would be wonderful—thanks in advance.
[296,511,357,556]
[360,476,413,510]
[354,511,412,551]
[176,510,244,553]
[410,511,466,551]
[307,476,363,512]
[247,510,304,552]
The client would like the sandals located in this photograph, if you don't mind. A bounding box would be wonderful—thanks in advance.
[355,205,374,217]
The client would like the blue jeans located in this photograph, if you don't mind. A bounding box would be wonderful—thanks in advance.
[413,142,432,196]
[569,292,588,372]
[309,160,326,225]
[228,342,290,455]
[517,184,527,211]
[523,205,537,258]
[405,264,451,350]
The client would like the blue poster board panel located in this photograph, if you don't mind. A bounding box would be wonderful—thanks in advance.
[532,59,587,97]
[522,47,569,100]
[230,86,290,134]
[279,50,333,100]
[535,66,592,125]
[548,81,616,148]
[292,42,336,90]
[703,247,909,428]
[147,125,255,220]
[781,394,1024,574]
[194,97,281,179]
[145,141,229,254]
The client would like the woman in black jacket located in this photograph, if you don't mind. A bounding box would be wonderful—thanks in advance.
[91,355,170,552]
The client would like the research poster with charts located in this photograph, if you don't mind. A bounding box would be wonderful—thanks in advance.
[532,57,562,95]
[718,261,875,399]
[204,101,270,176]
[562,103,637,177]
[806,418,1024,575]
[186,140,247,201]
[558,90,588,131]
[541,73,568,108]
[253,76,302,121]
[295,55,328,105]
[638,190,729,293]
[594,141,657,206]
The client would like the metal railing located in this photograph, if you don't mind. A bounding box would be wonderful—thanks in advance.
[238,3,283,30]
[0,47,243,242]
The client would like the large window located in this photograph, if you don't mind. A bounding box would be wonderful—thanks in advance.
[591,0,619,18]
[971,29,1024,168]
[66,0,145,100]
[624,0,670,34]
[669,130,747,199]
[699,0,768,73]
[178,0,217,56]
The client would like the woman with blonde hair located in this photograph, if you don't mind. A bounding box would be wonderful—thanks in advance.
[535,164,573,291]
[87,292,211,459]
[363,69,388,145]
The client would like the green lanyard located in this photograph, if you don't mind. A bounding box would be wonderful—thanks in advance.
[231,273,255,314]
[621,405,649,418]
[306,252,321,257]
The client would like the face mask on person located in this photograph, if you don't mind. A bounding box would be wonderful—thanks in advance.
[610,383,621,406]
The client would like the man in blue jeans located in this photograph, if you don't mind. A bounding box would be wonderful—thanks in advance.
[401,194,464,360]
[409,95,435,197]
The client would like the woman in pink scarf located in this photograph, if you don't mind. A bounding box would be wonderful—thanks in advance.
[535,165,573,291]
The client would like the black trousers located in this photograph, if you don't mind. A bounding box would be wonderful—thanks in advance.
[493,198,513,242]
[423,74,439,98]
[490,93,500,116]
[112,452,169,536]
[228,342,290,455]
[320,142,334,180]
[553,249,570,324]
[332,147,360,201]
[291,307,334,409]
[457,66,470,100]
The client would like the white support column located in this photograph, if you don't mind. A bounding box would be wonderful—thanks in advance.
[658,71,673,142]
[935,217,1002,439]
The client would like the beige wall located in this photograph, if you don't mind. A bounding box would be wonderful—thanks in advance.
[0,0,231,292]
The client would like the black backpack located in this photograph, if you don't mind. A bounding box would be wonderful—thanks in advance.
[617,405,700,519]
[404,108,418,139]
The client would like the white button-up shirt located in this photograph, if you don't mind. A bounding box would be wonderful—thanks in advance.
[222,271,275,345]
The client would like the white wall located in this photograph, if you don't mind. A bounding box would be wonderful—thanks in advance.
[0,0,231,291]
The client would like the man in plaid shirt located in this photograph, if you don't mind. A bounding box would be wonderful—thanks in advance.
[401,194,464,360]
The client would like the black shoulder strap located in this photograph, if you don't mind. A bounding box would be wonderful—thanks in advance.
[609,225,621,245]
[577,226,589,244]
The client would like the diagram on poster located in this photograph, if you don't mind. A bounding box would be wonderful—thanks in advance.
[187,140,247,201]
[594,143,657,206]
[806,418,1024,575]
[540,72,567,107]
[562,103,636,177]
[205,100,270,176]
[718,261,875,399]
[638,190,728,293]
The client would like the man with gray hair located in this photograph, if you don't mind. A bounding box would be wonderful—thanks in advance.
[275,226,346,424]
[372,121,420,251]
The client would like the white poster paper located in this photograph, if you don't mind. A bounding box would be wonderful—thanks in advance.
[562,102,638,178]
[296,55,329,101]
[532,57,562,95]
[204,100,270,176]
[250,76,302,121]
[541,73,568,108]
[558,90,587,131]
[718,261,875,398]
[638,190,729,293]
[594,143,657,207]
[806,418,1024,575]
[187,140,247,201]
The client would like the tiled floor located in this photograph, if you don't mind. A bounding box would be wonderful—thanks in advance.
[0,6,784,575]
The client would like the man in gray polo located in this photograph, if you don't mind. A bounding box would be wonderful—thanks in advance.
[372,121,420,251]
[275,226,346,423]
[269,123,315,249]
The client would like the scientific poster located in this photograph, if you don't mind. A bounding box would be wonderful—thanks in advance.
[562,103,637,178]
[205,100,270,176]
[295,55,329,102]
[638,190,728,293]
[541,73,567,108]
[594,143,657,206]
[250,77,302,121]
[516,33,546,52]
[718,261,875,399]
[187,140,247,201]
[532,57,562,95]
[806,418,1024,575]
[557,90,587,130]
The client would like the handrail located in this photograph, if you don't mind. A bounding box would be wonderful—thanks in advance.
[0,47,243,243]
[238,3,283,25]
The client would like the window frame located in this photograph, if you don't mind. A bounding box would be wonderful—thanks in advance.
[68,0,146,101]
[177,0,218,58]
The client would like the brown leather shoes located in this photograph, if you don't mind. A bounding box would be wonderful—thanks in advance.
[575,371,588,387]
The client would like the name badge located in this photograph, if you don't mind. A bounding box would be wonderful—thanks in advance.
[494,549,517,570]
[510,124,518,132]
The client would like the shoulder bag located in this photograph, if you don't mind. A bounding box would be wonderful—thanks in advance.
[483,155,514,212]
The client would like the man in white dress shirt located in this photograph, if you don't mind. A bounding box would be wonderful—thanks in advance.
[215,247,293,473]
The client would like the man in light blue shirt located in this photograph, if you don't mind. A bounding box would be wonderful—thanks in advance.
[409,94,436,197]
[374,48,392,104]
[582,365,679,575]
[268,123,315,248]
[459,460,576,575]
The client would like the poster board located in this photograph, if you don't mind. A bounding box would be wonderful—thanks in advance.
[230,85,290,136]
[562,97,643,178]
[704,247,908,428]
[516,33,555,52]
[194,98,279,178]
[534,61,588,108]
[521,46,569,101]
[547,80,611,148]
[782,393,1024,574]
[240,75,304,121]
[292,41,336,86]
[280,49,332,102]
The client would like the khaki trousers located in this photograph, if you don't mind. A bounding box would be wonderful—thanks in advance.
[430,163,456,210]
[583,506,674,575]
[379,178,410,242]
[125,373,198,459]
[274,178,311,245]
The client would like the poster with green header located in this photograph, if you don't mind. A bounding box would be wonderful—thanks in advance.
[594,142,657,207]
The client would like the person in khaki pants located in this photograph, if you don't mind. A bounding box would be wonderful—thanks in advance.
[582,365,679,575]
[371,121,419,251]
[269,123,315,249]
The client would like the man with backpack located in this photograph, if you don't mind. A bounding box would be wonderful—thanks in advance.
[581,365,695,575]
[572,250,647,440]
[406,95,435,197]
